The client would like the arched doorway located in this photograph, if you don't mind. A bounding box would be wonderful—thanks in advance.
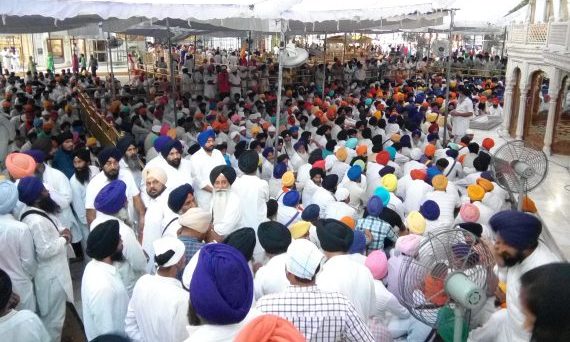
[509,67,521,137]
[553,76,570,154]
[523,70,549,150]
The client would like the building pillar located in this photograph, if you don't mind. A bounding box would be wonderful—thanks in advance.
[543,89,558,155]
[515,83,529,140]
[502,85,514,132]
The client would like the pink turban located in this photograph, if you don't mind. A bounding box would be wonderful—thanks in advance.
[395,234,421,256]
[460,203,480,223]
[365,250,388,280]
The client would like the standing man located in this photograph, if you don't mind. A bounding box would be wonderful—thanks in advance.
[141,167,169,272]
[82,220,130,340]
[449,86,473,143]
[18,177,73,342]
[117,135,143,189]
[52,131,75,179]
[89,54,98,76]
[189,129,226,209]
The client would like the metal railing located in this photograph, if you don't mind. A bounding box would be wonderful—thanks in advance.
[77,89,123,146]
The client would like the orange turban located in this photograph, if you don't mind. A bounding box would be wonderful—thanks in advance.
[356,145,367,157]
[424,274,448,306]
[5,153,37,180]
[410,169,426,181]
[335,147,348,162]
[467,184,485,201]
[482,138,495,150]
[435,97,444,106]
[424,144,436,157]
[521,195,537,213]
[235,314,305,342]
[476,178,494,192]
[432,175,448,191]
[340,216,356,230]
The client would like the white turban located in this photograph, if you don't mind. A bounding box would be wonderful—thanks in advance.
[178,207,212,233]
[334,187,350,202]
[286,239,324,280]
[153,237,185,268]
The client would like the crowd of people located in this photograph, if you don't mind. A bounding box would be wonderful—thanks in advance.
[0,48,568,342]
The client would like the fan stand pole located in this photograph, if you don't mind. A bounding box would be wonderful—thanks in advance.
[453,306,465,342]
[273,20,285,164]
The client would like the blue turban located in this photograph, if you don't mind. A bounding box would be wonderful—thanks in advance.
[345,138,358,149]
[168,183,194,213]
[197,129,216,148]
[17,176,45,205]
[373,186,391,206]
[385,146,396,161]
[426,166,442,184]
[347,165,362,182]
[415,93,425,104]
[190,243,253,325]
[348,230,367,255]
[490,210,542,250]
[364,98,373,107]
[289,126,299,133]
[400,135,411,148]
[367,195,384,217]
[412,129,422,138]
[301,204,320,221]
[273,162,287,179]
[116,135,135,156]
[446,149,459,159]
[420,200,440,221]
[153,136,172,153]
[161,139,183,159]
[0,180,19,214]
[388,114,398,123]
[262,147,274,159]
[98,147,123,166]
[95,180,127,215]
[283,190,300,207]
[23,149,45,164]
[427,133,439,142]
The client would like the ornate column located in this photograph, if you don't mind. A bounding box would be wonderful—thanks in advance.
[502,84,514,132]
[543,69,561,155]
[515,83,529,140]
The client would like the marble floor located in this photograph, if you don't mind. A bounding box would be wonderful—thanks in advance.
[471,126,570,260]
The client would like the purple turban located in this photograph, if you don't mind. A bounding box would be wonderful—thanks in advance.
[490,210,542,250]
[366,195,384,217]
[349,230,367,254]
[23,149,46,164]
[420,200,440,221]
[17,176,45,205]
[153,136,171,153]
[190,243,253,325]
[95,180,127,214]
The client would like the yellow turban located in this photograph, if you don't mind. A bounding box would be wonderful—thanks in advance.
[406,211,426,235]
[426,112,438,123]
[167,128,177,139]
[335,147,348,162]
[476,178,494,192]
[467,184,485,202]
[290,221,311,239]
[250,124,261,135]
[282,171,295,187]
[373,110,383,120]
[381,174,398,192]
[86,137,97,147]
[432,175,448,191]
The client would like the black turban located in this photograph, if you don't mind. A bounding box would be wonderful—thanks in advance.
[187,143,201,156]
[378,166,396,177]
[161,139,183,159]
[238,150,259,174]
[458,222,483,238]
[209,165,237,186]
[116,135,135,156]
[98,147,122,166]
[223,227,256,261]
[57,131,74,145]
[310,168,325,179]
[257,221,291,255]
[86,220,121,260]
[316,219,354,252]
[266,199,278,218]
[73,147,91,163]
[322,174,339,192]
[168,183,194,213]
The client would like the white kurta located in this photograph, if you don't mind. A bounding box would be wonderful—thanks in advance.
[211,190,242,236]
[317,254,376,320]
[365,161,382,199]
[403,180,433,215]
[42,165,79,242]
[143,155,194,205]
[0,309,50,342]
[276,205,302,228]
[91,213,147,296]
[20,206,73,342]
[184,310,261,342]
[311,187,336,218]
[142,191,169,270]
[125,274,189,342]
[0,214,37,312]
[325,201,357,221]
[82,260,129,340]
[254,253,289,300]
[188,148,226,210]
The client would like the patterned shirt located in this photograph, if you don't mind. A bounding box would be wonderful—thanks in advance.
[178,236,204,266]
[355,216,399,253]
[256,285,375,342]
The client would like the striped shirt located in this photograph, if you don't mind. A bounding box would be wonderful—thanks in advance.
[256,285,375,342]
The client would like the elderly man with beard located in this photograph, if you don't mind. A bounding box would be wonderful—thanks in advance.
[91,180,147,296]
[70,147,100,259]
[189,129,226,209]
[17,176,73,342]
[117,135,143,189]
[86,147,145,236]
[141,167,169,273]
[209,165,241,240]
[161,184,196,238]
[142,138,193,203]
[81,220,130,340]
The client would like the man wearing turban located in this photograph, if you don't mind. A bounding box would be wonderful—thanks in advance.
[256,239,375,341]
[469,211,562,342]
[189,129,226,209]
[81,220,130,341]
[141,167,169,271]
[209,165,242,238]
[116,135,143,188]
[254,221,292,299]
[422,174,460,229]
[339,165,367,215]
[324,187,357,221]
[311,174,338,217]
[18,176,73,342]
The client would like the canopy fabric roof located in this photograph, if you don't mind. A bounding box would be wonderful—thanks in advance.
[0,15,102,34]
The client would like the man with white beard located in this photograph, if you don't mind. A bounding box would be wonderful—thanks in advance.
[142,138,193,203]
[189,129,226,209]
[208,165,242,240]
[91,180,147,296]
[141,167,170,273]
[117,135,143,189]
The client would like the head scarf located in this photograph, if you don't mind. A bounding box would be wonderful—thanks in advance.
[153,236,186,268]
[286,239,324,280]
[334,187,350,202]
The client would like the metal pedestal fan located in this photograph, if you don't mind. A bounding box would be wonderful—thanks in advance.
[490,140,548,211]
[399,228,496,342]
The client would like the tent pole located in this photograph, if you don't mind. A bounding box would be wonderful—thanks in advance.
[500,26,507,59]
[125,34,130,82]
[342,32,347,64]
[166,18,177,127]
[274,20,285,162]
[107,32,115,100]
[443,9,454,147]
[322,32,327,99]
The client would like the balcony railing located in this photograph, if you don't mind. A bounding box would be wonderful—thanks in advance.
[508,21,570,51]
